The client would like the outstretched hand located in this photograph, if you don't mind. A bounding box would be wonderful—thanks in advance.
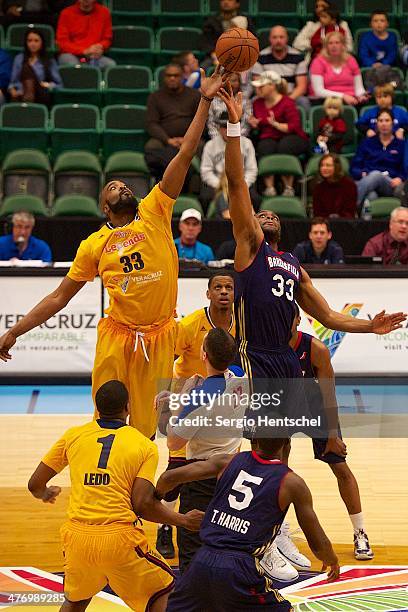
[0,331,16,362]
[370,310,407,335]
[217,81,243,124]
[200,64,231,100]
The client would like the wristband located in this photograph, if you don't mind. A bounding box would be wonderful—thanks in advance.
[200,93,213,103]
[227,121,241,137]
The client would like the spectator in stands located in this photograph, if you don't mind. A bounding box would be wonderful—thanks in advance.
[315,96,346,153]
[312,153,357,218]
[0,211,52,263]
[356,84,408,138]
[9,28,62,105]
[362,206,408,264]
[199,0,256,67]
[144,63,200,183]
[251,25,309,112]
[200,111,259,215]
[175,209,215,264]
[293,217,344,264]
[208,72,251,138]
[1,0,54,27]
[173,51,201,89]
[293,0,353,59]
[309,31,369,105]
[310,7,346,61]
[56,0,115,68]
[358,11,398,68]
[351,109,407,207]
[251,70,309,197]
[0,47,12,106]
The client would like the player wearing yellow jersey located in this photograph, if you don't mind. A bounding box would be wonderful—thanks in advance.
[0,66,229,439]
[28,380,203,612]
[156,272,235,559]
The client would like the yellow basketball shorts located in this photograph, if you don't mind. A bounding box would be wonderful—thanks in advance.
[92,316,177,439]
[61,521,174,611]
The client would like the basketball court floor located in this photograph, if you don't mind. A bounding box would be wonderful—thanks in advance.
[1,384,407,610]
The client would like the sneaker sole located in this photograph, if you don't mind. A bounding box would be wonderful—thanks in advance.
[355,552,374,560]
[259,563,299,582]
[277,548,312,570]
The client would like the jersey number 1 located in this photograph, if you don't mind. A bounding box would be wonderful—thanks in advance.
[97,434,115,469]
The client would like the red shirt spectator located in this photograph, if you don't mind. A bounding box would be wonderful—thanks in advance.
[252,96,308,141]
[313,153,357,218]
[362,207,408,264]
[56,0,113,58]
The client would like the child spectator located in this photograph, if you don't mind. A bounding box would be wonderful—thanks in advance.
[310,7,346,60]
[315,96,346,153]
[356,84,408,138]
[173,51,201,89]
[358,11,398,68]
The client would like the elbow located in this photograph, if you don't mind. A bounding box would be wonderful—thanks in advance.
[27,475,38,496]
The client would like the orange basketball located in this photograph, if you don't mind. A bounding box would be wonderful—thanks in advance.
[215,28,259,73]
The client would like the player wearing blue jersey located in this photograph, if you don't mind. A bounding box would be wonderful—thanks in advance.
[156,438,339,611]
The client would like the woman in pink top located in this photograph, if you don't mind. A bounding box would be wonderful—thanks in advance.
[309,31,369,105]
[251,70,309,197]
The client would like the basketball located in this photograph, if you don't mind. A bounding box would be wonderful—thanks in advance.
[215,28,259,73]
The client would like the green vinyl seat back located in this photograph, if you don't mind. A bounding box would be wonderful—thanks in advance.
[104,65,153,106]
[53,195,101,217]
[206,200,217,219]
[370,197,401,219]
[260,196,307,219]
[310,105,358,157]
[109,26,155,66]
[305,0,346,17]
[256,0,301,28]
[0,103,49,157]
[157,0,207,27]
[0,25,4,48]
[104,151,151,199]
[6,23,55,54]
[54,65,102,106]
[258,154,304,178]
[173,196,203,217]
[111,0,156,26]
[0,194,48,217]
[156,27,202,64]
[102,105,147,156]
[2,149,50,201]
[349,0,398,31]
[305,154,349,177]
[54,151,102,199]
[50,104,100,158]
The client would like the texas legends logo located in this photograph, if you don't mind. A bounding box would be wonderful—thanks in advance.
[306,304,363,358]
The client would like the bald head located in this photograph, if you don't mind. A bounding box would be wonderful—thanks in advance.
[269,26,289,52]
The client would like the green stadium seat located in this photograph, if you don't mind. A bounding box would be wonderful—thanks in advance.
[104,65,153,106]
[53,195,101,217]
[256,0,302,29]
[102,105,147,157]
[173,195,203,217]
[305,154,349,177]
[258,154,303,178]
[304,0,346,17]
[310,105,358,157]
[0,25,4,48]
[257,27,298,49]
[0,103,48,158]
[157,0,206,28]
[208,0,251,11]
[111,0,156,27]
[0,194,48,216]
[109,26,155,67]
[349,0,398,31]
[206,200,217,219]
[104,151,152,200]
[370,197,401,218]
[54,65,102,107]
[156,27,202,65]
[53,151,102,200]
[2,149,50,202]
[6,23,55,55]
[154,65,167,89]
[261,196,307,218]
[50,104,100,159]
[354,27,401,55]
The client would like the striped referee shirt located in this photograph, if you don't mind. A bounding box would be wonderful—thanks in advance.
[252,46,308,93]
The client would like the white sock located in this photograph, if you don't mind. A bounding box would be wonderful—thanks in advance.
[350,512,365,533]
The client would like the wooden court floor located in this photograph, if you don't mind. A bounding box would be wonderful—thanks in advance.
[0,415,407,572]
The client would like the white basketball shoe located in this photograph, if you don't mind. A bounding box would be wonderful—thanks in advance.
[275,521,312,570]
[259,542,299,582]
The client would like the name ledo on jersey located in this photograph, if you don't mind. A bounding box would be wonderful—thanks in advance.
[84,472,110,486]
[210,508,250,534]
[267,256,299,279]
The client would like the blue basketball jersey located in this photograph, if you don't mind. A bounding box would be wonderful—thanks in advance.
[235,241,301,351]
[293,331,315,379]
[200,451,291,557]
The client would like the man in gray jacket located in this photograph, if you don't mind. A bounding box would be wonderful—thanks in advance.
[200,112,260,216]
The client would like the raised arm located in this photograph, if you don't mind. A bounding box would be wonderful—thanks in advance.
[280,472,339,581]
[297,267,406,333]
[0,276,85,362]
[217,83,263,270]
[160,66,229,200]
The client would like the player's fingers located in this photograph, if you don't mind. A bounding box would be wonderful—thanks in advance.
[199,67,205,81]
[236,91,243,105]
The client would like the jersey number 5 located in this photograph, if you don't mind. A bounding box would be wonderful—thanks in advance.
[97,434,115,469]
[271,274,294,301]
[120,252,145,274]
[228,470,263,511]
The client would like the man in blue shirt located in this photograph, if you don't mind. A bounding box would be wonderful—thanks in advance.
[358,11,398,68]
[293,217,344,264]
[174,209,215,265]
[0,211,52,263]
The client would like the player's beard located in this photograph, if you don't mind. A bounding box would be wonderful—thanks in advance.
[108,191,138,216]
[262,226,281,244]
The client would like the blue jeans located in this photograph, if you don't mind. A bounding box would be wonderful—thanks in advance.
[356,170,404,205]
[58,53,116,68]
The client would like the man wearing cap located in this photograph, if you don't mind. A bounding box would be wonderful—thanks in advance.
[175,209,215,264]
[200,111,259,215]
[251,25,309,112]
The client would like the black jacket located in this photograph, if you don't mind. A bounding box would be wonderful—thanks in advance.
[199,14,256,55]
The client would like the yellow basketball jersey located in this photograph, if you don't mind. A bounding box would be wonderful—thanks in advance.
[68,185,178,329]
[42,420,158,525]
[173,307,235,379]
